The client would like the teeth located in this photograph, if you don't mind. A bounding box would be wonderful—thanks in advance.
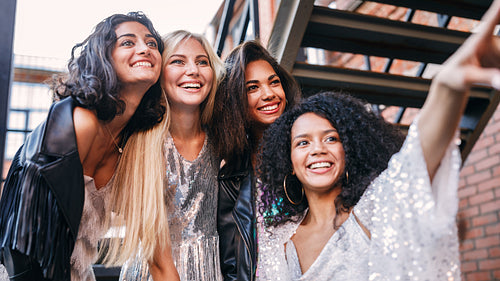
[260,104,278,111]
[133,61,152,67]
[181,83,201,89]
[309,162,332,169]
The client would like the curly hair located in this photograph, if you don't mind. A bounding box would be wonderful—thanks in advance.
[209,40,301,161]
[257,92,405,228]
[51,11,165,135]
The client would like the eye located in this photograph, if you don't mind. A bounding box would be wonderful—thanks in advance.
[197,59,210,66]
[170,59,184,65]
[120,40,134,47]
[247,85,258,92]
[326,136,339,143]
[270,78,281,86]
[294,139,308,147]
[147,40,158,48]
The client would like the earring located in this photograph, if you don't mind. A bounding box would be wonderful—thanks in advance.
[283,174,304,205]
[345,171,349,185]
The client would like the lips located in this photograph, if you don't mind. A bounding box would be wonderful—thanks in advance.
[308,161,332,169]
[257,102,281,114]
[132,61,152,67]
[180,82,201,89]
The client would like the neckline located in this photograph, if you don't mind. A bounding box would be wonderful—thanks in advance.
[167,132,208,164]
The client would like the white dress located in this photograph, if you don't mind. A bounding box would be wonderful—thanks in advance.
[71,175,112,281]
[257,117,461,281]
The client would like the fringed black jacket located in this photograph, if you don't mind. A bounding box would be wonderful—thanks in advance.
[0,97,84,280]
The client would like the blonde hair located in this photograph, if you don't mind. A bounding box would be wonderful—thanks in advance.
[100,30,224,265]
[101,93,171,265]
[161,30,225,125]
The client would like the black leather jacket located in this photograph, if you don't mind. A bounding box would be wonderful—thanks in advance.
[0,98,84,281]
[217,153,257,281]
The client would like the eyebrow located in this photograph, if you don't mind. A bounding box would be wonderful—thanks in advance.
[169,54,209,60]
[246,73,279,85]
[292,129,338,141]
[117,33,155,40]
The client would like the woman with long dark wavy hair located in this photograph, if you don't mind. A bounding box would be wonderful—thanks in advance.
[0,12,171,281]
[256,1,500,279]
[209,40,301,281]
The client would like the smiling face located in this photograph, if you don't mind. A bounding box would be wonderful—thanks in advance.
[161,38,214,110]
[245,60,286,127]
[111,21,161,90]
[290,112,346,194]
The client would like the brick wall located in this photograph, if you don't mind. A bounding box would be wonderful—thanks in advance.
[458,104,500,280]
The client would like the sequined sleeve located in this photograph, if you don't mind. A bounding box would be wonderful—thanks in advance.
[354,116,461,280]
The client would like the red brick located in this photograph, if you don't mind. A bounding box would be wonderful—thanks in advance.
[461,260,478,272]
[475,155,500,171]
[489,246,500,258]
[463,249,489,260]
[484,121,500,137]
[459,178,467,189]
[472,214,497,227]
[459,198,469,209]
[486,223,500,236]
[465,148,488,165]
[464,226,484,239]
[460,240,475,251]
[458,206,479,218]
[467,171,493,186]
[458,185,477,198]
[480,199,500,214]
[460,165,476,177]
[476,235,500,249]
[494,270,500,280]
[494,166,500,176]
[473,136,495,151]
[477,177,500,193]
[465,271,492,280]
[469,191,494,205]
[489,142,500,155]
[479,258,500,270]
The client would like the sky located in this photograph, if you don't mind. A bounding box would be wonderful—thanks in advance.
[13,0,224,61]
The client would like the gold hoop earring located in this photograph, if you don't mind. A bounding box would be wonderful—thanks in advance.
[283,174,304,205]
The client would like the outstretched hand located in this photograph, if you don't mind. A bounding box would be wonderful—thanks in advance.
[420,0,500,181]
[435,0,500,92]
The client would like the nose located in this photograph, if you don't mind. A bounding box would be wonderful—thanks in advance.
[261,85,276,100]
[185,61,199,76]
[310,140,327,155]
[136,40,151,55]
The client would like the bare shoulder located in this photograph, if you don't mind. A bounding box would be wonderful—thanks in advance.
[73,106,99,162]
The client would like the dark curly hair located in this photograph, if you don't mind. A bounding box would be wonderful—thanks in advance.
[209,40,301,161]
[51,11,165,135]
[257,92,404,228]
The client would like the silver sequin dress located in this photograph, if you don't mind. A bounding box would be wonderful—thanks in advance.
[257,117,461,281]
[120,133,222,281]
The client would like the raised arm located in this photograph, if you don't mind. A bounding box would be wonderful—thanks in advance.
[418,0,500,180]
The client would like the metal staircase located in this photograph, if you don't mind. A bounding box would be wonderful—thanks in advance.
[266,0,499,162]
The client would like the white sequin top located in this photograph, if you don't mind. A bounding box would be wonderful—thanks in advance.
[71,176,112,281]
[257,117,461,281]
[120,133,222,281]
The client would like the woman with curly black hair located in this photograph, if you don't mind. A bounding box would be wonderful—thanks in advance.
[0,12,169,281]
[256,0,500,279]
[209,41,301,281]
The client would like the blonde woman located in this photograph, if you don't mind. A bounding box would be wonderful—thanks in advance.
[119,30,225,281]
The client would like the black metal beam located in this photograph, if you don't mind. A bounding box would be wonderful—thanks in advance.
[367,0,492,20]
[302,6,470,64]
[292,62,491,107]
[215,0,236,56]
[0,0,16,182]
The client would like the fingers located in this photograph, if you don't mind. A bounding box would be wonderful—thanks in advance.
[478,0,500,37]
[464,67,500,90]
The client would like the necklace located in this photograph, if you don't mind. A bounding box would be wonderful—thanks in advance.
[104,124,123,154]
